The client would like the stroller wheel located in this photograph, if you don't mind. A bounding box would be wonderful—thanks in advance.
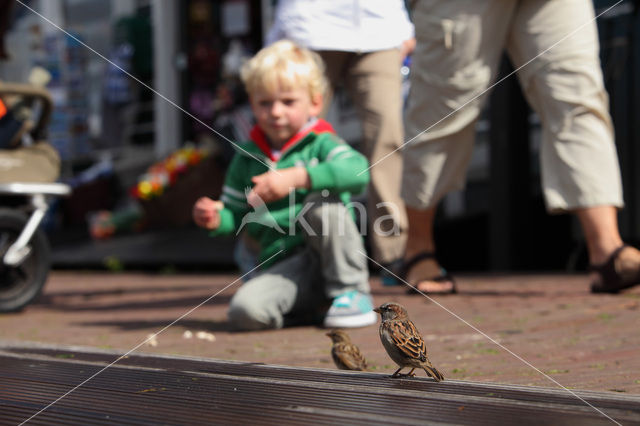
[0,208,51,312]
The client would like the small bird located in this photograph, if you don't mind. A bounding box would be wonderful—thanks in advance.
[374,302,444,381]
[326,329,368,371]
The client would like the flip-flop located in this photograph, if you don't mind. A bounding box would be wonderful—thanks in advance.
[590,244,640,294]
[401,252,457,295]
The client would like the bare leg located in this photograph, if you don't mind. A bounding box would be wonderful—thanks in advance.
[574,205,623,265]
[405,206,437,257]
[404,206,454,292]
[391,367,404,377]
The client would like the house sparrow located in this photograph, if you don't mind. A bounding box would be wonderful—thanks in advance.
[374,302,444,381]
[326,329,368,371]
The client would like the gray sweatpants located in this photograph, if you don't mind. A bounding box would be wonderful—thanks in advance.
[228,194,370,331]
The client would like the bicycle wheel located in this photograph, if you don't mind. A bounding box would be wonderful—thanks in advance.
[0,208,51,312]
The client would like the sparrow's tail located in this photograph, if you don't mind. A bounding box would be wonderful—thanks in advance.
[423,365,445,381]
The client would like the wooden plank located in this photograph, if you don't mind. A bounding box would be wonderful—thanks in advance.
[1,343,639,425]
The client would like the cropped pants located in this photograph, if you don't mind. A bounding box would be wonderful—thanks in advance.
[403,0,623,213]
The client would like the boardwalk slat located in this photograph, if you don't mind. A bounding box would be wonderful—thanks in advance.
[1,343,639,425]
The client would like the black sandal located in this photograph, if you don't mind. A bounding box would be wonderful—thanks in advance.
[401,252,457,295]
[590,244,640,294]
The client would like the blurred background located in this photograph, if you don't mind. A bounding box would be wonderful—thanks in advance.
[0,0,638,273]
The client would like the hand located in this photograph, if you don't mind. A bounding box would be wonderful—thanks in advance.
[248,167,309,206]
[400,37,416,60]
[193,197,224,230]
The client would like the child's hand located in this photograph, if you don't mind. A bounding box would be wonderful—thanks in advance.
[193,197,224,230]
[249,167,310,206]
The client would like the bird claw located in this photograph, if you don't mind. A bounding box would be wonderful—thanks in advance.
[391,372,415,378]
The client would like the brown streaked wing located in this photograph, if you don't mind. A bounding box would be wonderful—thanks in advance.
[335,342,367,370]
[387,320,428,361]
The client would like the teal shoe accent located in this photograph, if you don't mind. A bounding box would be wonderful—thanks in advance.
[323,290,377,328]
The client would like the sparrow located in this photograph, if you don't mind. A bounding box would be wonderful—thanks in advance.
[374,302,444,381]
[326,329,368,371]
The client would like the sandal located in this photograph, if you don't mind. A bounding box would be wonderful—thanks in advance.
[590,244,640,294]
[401,252,457,295]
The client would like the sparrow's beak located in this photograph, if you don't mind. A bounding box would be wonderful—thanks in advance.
[373,307,381,313]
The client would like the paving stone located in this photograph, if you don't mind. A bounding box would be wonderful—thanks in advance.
[1,271,638,395]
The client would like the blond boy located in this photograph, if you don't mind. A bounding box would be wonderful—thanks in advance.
[193,40,376,330]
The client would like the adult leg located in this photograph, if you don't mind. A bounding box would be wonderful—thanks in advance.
[343,49,408,265]
[507,0,640,291]
[316,50,350,119]
[402,0,516,292]
[403,205,457,293]
[575,206,622,265]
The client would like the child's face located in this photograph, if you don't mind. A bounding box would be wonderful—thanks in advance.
[249,85,322,148]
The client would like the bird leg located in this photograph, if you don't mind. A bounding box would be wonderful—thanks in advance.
[391,367,416,378]
[391,367,403,377]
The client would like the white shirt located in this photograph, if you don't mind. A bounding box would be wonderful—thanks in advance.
[265,0,414,52]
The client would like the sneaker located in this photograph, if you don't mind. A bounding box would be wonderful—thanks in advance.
[323,290,377,328]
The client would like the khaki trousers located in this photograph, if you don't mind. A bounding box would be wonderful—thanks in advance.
[403,0,623,213]
[319,49,408,263]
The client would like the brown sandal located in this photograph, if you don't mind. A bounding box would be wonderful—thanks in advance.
[590,244,640,294]
[402,252,457,295]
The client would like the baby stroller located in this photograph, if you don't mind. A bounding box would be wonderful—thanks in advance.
[0,82,71,312]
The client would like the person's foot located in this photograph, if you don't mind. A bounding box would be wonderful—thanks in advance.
[591,245,640,293]
[323,290,377,328]
[404,254,455,294]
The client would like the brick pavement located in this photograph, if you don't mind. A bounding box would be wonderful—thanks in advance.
[1,270,639,395]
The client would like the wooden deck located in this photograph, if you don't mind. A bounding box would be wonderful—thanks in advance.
[2,343,639,425]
